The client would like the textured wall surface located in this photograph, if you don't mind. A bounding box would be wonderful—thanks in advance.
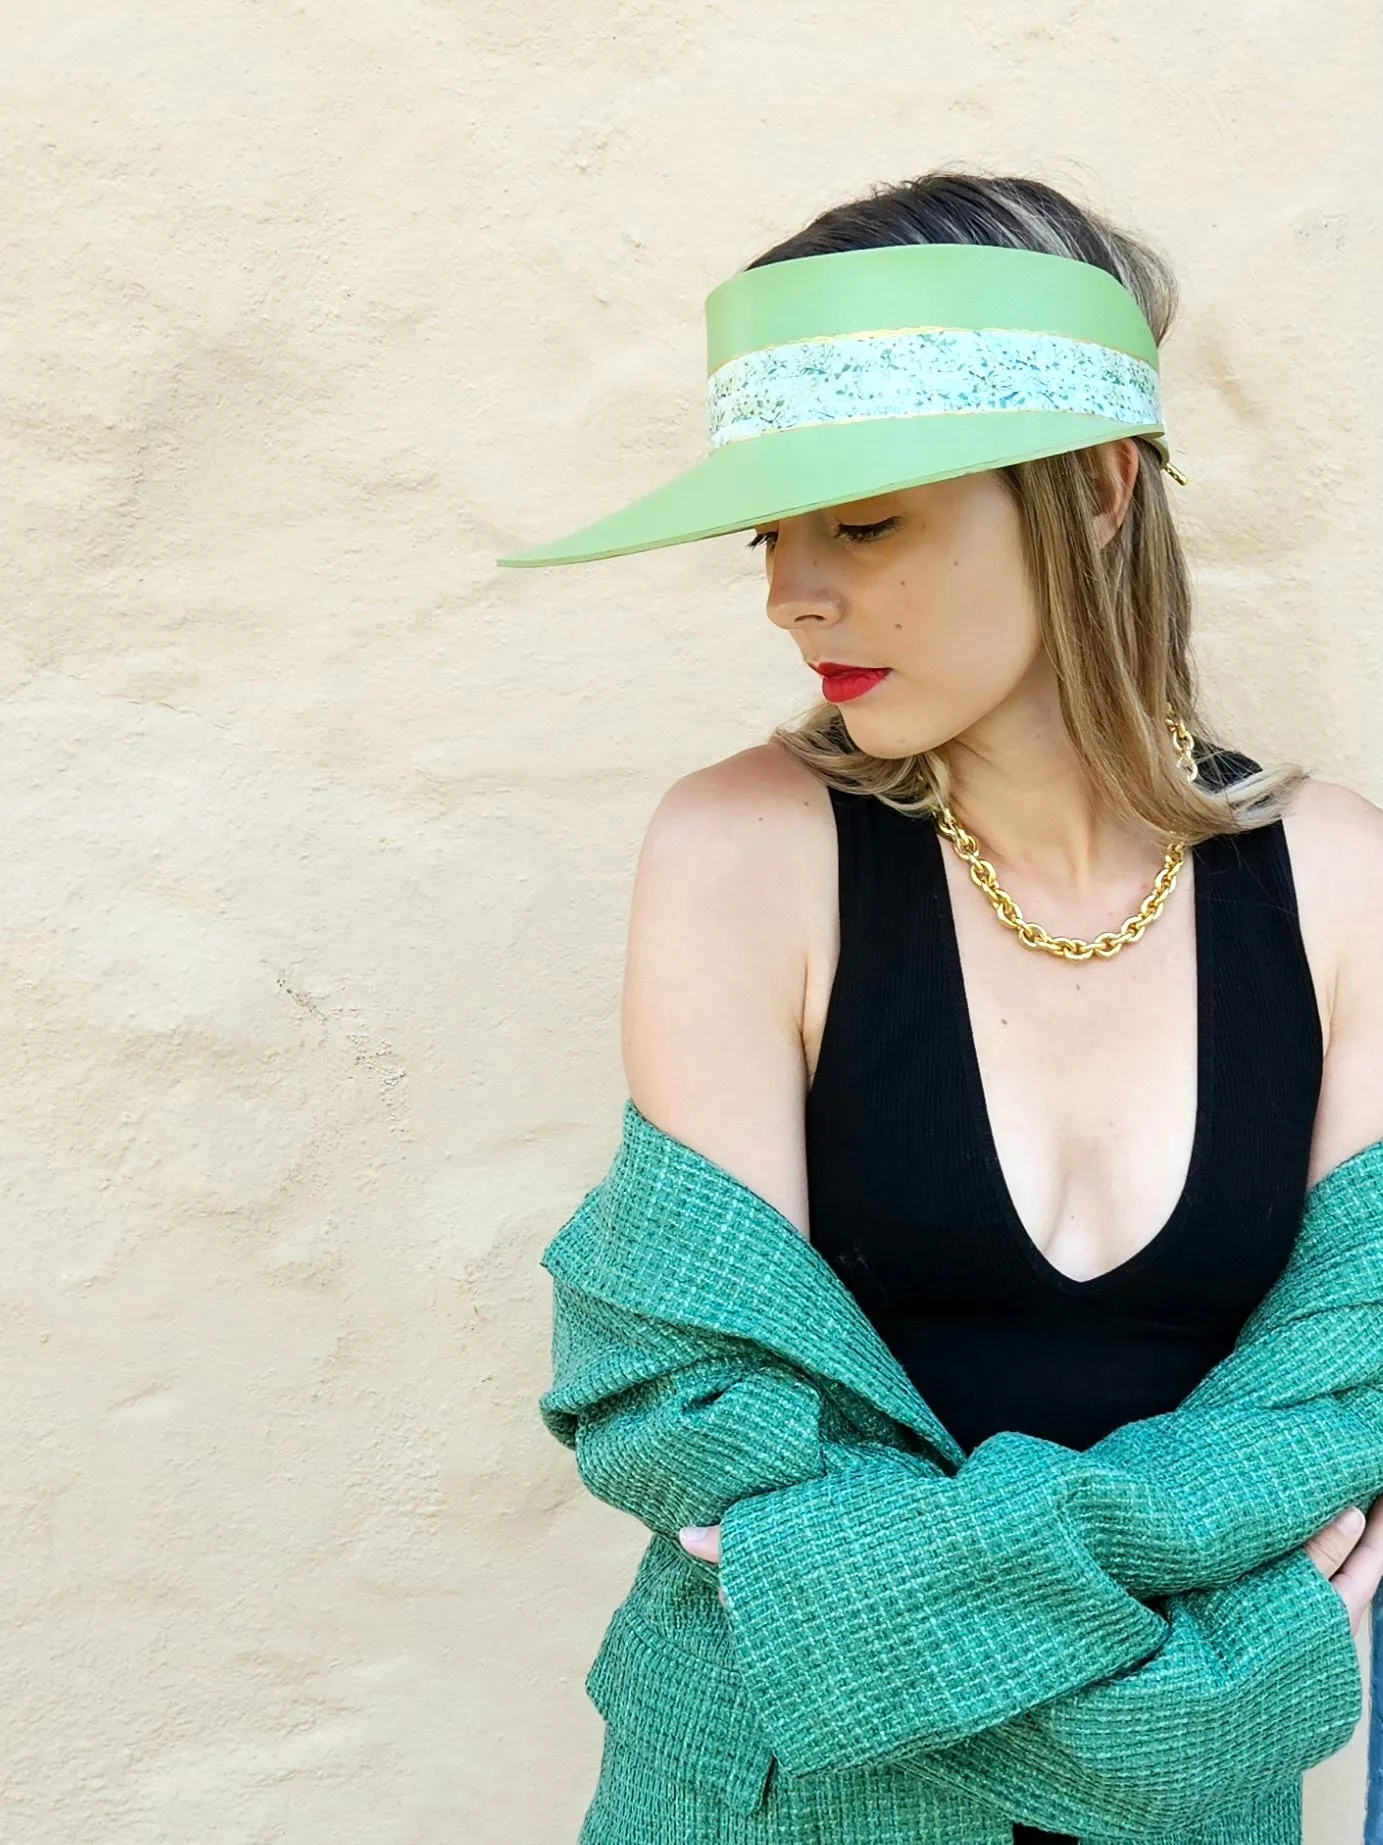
[0,4,1379,1841]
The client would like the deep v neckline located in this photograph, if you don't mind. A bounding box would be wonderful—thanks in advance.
[928,819,1216,1297]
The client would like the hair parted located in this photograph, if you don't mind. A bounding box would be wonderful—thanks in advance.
[750,168,1306,844]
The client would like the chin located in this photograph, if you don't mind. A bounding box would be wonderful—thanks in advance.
[840,714,953,761]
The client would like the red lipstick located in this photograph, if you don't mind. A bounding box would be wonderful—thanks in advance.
[811,661,893,703]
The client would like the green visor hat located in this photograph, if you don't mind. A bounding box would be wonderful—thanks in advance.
[496,240,1180,569]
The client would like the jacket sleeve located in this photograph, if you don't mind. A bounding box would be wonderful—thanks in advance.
[718,1442,1365,1816]
[875,1542,1362,1838]
[541,1278,1364,1830]
[713,1142,1383,1776]
[539,1276,834,1538]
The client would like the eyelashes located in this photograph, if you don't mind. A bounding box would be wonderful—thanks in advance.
[746,517,899,553]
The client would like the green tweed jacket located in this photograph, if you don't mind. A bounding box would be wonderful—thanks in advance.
[539,1100,1383,1844]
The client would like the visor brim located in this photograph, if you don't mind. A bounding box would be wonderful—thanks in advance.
[496,412,1169,568]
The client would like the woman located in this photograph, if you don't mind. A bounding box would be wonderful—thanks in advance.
[502,172,1383,1843]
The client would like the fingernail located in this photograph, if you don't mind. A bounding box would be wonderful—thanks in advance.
[679,1525,710,1544]
[1335,1507,1365,1535]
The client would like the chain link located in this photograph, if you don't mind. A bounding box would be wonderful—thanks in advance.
[933,708,1200,963]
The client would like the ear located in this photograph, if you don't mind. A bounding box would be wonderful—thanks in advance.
[1090,438,1141,547]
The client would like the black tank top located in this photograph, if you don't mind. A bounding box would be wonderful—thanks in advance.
[802,743,1323,1845]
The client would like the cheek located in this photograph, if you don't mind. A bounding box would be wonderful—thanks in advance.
[905,547,1040,684]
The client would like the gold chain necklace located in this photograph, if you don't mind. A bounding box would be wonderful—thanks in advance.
[933,709,1200,963]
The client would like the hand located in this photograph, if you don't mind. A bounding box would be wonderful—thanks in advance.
[1304,1495,1383,1633]
[678,1524,726,1605]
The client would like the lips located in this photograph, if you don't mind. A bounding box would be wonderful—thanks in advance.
[810,662,892,704]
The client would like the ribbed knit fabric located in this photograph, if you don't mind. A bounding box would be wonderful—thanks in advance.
[800,743,1324,1845]
[806,743,1322,1455]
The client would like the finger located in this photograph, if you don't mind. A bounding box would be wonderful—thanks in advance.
[1304,1506,1366,1576]
[677,1524,722,1563]
[1343,1503,1383,1582]
[1324,1516,1383,1631]
[1327,1552,1373,1632]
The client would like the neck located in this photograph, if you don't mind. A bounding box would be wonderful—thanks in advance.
[940,702,1164,899]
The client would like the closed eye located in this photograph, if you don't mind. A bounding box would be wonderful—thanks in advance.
[747,517,898,553]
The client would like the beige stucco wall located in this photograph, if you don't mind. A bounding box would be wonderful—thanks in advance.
[1,4,1378,1840]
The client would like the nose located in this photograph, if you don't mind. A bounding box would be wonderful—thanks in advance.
[762,519,847,635]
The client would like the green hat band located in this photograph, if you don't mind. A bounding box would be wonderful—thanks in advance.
[706,326,1162,449]
[497,242,1176,569]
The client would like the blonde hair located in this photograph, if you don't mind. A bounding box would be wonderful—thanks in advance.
[754,170,1306,845]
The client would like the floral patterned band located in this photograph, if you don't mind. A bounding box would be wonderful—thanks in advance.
[706,326,1163,450]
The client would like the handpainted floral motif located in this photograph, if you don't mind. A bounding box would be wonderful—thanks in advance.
[705,328,1162,449]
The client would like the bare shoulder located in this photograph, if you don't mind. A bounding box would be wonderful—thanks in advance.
[1279,773,1383,941]
[621,741,832,1236]
[1281,771,1383,848]
[654,737,833,834]
[1279,773,1383,1179]
[641,740,835,932]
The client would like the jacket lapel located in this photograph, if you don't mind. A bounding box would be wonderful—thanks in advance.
[540,1099,968,1470]
[542,1103,1383,1471]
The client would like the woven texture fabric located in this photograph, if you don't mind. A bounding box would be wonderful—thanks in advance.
[577,1729,1310,1845]
[539,1100,1383,1843]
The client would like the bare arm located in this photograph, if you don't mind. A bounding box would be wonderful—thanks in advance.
[1293,777,1383,1184]
[621,743,820,1235]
